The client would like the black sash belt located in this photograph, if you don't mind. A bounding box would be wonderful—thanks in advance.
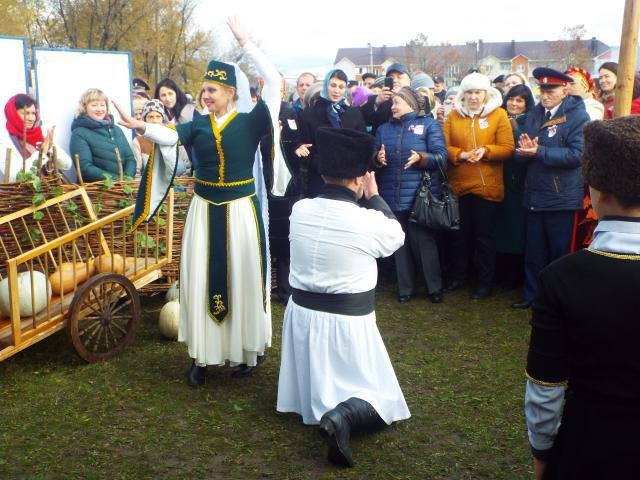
[291,288,375,316]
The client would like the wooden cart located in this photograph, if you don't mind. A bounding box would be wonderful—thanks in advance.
[0,186,173,362]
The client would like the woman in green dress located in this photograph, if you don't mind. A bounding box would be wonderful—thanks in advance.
[116,17,279,386]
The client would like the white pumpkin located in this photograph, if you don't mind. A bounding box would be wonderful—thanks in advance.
[0,271,52,317]
[158,300,180,340]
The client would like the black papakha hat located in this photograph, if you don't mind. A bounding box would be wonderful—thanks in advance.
[582,116,640,201]
[203,60,236,88]
[316,127,375,179]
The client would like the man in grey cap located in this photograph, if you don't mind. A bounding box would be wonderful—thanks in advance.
[360,62,411,134]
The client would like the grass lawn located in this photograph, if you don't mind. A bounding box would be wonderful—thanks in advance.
[0,283,533,479]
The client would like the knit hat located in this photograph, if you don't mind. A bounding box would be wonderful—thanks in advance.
[433,75,445,85]
[459,72,491,92]
[142,99,168,122]
[395,86,426,114]
[351,86,374,107]
[203,60,236,88]
[411,72,435,89]
[583,116,640,205]
[599,62,618,76]
[566,67,596,93]
[372,76,386,88]
[316,127,374,178]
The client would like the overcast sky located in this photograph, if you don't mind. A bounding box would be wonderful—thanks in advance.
[195,0,628,79]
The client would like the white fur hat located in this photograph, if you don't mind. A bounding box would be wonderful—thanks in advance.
[459,72,491,92]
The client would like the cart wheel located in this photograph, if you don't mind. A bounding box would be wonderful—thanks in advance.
[67,272,141,363]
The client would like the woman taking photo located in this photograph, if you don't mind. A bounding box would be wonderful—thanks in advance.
[2,94,72,182]
[443,72,515,299]
[375,87,448,303]
[116,17,277,386]
[154,78,196,125]
[295,69,366,197]
[69,88,136,182]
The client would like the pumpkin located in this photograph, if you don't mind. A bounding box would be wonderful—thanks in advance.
[95,253,125,274]
[49,260,95,295]
[125,256,137,271]
[0,271,52,317]
[158,300,180,340]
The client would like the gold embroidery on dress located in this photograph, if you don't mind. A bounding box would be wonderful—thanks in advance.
[588,249,640,261]
[211,294,226,315]
[208,111,238,185]
[525,370,568,387]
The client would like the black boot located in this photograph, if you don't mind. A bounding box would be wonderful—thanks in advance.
[231,354,265,378]
[318,397,385,467]
[187,360,206,387]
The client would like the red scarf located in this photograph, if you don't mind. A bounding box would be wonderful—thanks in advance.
[4,94,45,148]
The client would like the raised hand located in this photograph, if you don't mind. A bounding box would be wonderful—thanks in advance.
[112,100,146,134]
[404,149,421,169]
[227,16,249,47]
[376,144,387,166]
[376,87,393,105]
[295,143,312,158]
[517,134,539,157]
[362,171,379,200]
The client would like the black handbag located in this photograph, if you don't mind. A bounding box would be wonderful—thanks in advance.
[409,162,460,231]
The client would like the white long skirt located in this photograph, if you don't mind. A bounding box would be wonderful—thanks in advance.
[276,299,410,425]
[179,194,271,366]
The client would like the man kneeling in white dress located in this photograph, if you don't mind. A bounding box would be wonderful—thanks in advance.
[276,127,411,467]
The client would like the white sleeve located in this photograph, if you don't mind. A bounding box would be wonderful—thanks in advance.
[242,41,280,115]
[363,209,405,258]
[524,380,565,452]
[143,123,179,182]
[143,123,179,146]
[52,145,72,171]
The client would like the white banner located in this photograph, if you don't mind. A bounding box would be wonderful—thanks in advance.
[33,48,133,165]
[0,36,29,145]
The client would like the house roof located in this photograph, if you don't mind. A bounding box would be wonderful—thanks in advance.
[335,39,610,66]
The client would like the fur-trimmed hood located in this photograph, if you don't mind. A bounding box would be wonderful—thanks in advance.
[453,86,504,118]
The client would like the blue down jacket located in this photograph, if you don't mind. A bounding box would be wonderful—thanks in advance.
[375,111,448,212]
[515,95,590,211]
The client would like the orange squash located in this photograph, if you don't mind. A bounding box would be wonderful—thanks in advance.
[95,253,125,274]
[49,260,95,295]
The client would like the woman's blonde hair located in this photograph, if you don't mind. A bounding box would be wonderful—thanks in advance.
[415,86,436,112]
[504,72,529,87]
[76,88,109,116]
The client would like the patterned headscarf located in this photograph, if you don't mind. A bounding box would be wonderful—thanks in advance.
[566,67,596,94]
[321,69,348,128]
[142,99,168,123]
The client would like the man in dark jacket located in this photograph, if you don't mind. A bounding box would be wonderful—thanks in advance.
[359,63,411,135]
[511,67,590,309]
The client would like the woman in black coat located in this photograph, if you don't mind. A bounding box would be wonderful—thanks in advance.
[294,69,366,198]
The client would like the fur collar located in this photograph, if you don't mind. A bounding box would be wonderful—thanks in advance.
[453,86,504,118]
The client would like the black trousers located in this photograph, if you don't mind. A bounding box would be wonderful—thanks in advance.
[523,210,575,301]
[395,211,442,296]
[449,194,499,288]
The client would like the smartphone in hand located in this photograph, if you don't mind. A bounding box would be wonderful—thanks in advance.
[384,76,394,89]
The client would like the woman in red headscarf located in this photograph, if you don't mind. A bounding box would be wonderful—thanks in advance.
[2,94,71,182]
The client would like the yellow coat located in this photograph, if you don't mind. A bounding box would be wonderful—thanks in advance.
[443,94,515,202]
